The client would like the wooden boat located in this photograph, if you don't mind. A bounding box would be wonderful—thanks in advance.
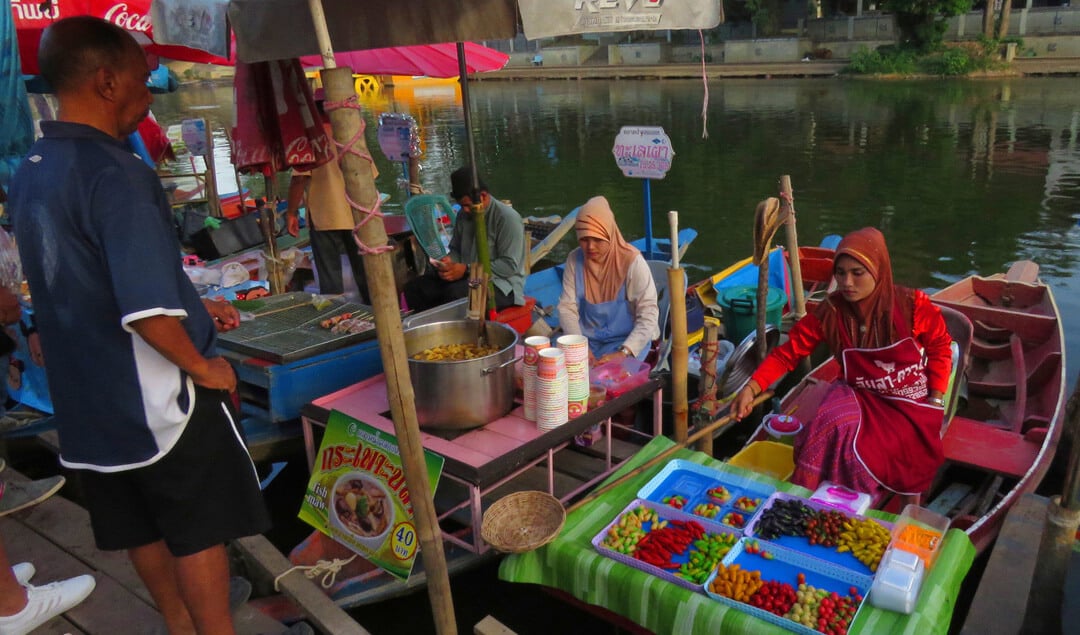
[738,260,1066,554]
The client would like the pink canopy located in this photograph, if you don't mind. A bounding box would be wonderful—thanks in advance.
[299,41,508,79]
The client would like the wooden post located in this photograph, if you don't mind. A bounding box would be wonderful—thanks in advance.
[408,155,422,196]
[779,176,805,320]
[667,211,689,444]
[202,121,222,218]
[755,257,769,364]
[696,320,719,455]
[322,66,457,635]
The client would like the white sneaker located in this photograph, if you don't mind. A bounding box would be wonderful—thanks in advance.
[10,563,34,585]
[0,574,96,635]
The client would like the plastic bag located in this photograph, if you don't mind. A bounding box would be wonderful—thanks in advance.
[0,226,22,293]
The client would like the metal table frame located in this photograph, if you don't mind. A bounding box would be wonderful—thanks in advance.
[301,375,662,555]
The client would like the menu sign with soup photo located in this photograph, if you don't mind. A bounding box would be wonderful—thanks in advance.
[299,410,445,580]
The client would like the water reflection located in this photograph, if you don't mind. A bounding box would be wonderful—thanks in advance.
[153,77,1080,384]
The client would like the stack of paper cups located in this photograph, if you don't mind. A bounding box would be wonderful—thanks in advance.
[535,348,568,431]
[557,334,590,418]
[522,335,551,422]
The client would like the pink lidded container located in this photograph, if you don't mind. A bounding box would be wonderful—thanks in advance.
[763,414,802,446]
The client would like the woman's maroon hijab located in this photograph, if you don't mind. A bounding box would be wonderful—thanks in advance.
[817,227,912,353]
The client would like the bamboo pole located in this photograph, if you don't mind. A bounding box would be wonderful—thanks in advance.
[755,251,770,364]
[202,122,222,218]
[322,66,456,635]
[667,211,689,444]
[567,391,775,514]
[695,320,719,455]
[779,176,805,320]
[408,155,421,196]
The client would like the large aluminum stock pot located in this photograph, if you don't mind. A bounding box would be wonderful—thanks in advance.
[403,320,520,430]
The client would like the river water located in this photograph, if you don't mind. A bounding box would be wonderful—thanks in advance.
[155,76,1080,388]
[152,76,1080,634]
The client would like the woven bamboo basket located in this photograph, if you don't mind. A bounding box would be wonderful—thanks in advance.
[481,491,566,554]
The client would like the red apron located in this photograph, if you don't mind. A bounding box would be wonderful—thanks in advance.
[841,337,944,494]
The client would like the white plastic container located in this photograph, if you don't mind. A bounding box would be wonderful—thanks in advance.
[869,547,926,614]
[809,482,872,516]
[891,504,950,570]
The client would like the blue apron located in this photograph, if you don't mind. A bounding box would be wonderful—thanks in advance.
[574,250,642,359]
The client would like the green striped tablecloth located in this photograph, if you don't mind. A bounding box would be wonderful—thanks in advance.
[499,436,975,634]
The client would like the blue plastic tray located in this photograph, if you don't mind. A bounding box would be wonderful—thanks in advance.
[591,498,741,592]
[636,459,775,528]
[744,492,893,577]
[704,537,871,635]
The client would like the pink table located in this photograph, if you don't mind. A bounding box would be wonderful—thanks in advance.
[302,373,662,553]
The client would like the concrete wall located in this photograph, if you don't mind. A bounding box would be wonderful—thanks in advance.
[949,7,1080,38]
[610,43,666,65]
[724,39,804,63]
[822,40,896,58]
[805,15,896,41]
[1021,34,1080,56]
[530,46,598,66]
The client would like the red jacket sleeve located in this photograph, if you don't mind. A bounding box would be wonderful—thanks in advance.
[913,290,952,394]
[750,313,826,390]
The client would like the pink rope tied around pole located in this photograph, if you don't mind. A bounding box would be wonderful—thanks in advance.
[323,95,393,255]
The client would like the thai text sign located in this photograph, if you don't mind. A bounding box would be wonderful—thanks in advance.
[377,113,420,162]
[612,126,674,179]
[519,0,723,40]
[299,410,444,580]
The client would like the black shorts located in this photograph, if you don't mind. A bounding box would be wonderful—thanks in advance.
[79,386,271,556]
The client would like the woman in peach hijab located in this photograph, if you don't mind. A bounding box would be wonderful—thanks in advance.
[558,196,659,364]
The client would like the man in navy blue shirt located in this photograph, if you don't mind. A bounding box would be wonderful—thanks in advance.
[8,17,269,634]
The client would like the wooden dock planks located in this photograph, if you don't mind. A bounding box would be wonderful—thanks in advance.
[1,470,165,633]
[960,493,1048,634]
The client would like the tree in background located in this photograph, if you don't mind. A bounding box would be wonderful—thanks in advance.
[884,0,974,51]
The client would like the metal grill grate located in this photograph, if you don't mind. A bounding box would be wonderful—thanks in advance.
[217,292,379,363]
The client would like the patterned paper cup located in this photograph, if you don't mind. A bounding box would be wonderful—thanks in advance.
[557,334,589,364]
[537,348,566,380]
[523,335,551,367]
[568,398,588,419]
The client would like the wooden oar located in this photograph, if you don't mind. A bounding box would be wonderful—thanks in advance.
[566,390,775,515]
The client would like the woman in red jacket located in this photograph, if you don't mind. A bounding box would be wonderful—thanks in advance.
[731,227,952,498]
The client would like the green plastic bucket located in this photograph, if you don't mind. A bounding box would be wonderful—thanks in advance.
[716,285,787,344]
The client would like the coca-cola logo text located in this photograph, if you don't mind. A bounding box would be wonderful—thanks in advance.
[104,3,153,33]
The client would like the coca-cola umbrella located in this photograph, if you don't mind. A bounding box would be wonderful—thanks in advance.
[231,57,333,293]
[231,58,334,177]
[10,0,230,74]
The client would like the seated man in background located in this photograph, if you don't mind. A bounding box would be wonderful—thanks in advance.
[403,166,526,313]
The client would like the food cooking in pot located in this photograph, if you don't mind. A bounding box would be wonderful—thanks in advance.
[334,478,390,537]
[413,343,499,361]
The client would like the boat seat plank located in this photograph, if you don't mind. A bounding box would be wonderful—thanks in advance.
[942,416,1040,478]
[1004,260,1040,283]
[925,483,972,515]
[1008,335,1027,433]
[967,337,1012,361]
[934,300,1055,342]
